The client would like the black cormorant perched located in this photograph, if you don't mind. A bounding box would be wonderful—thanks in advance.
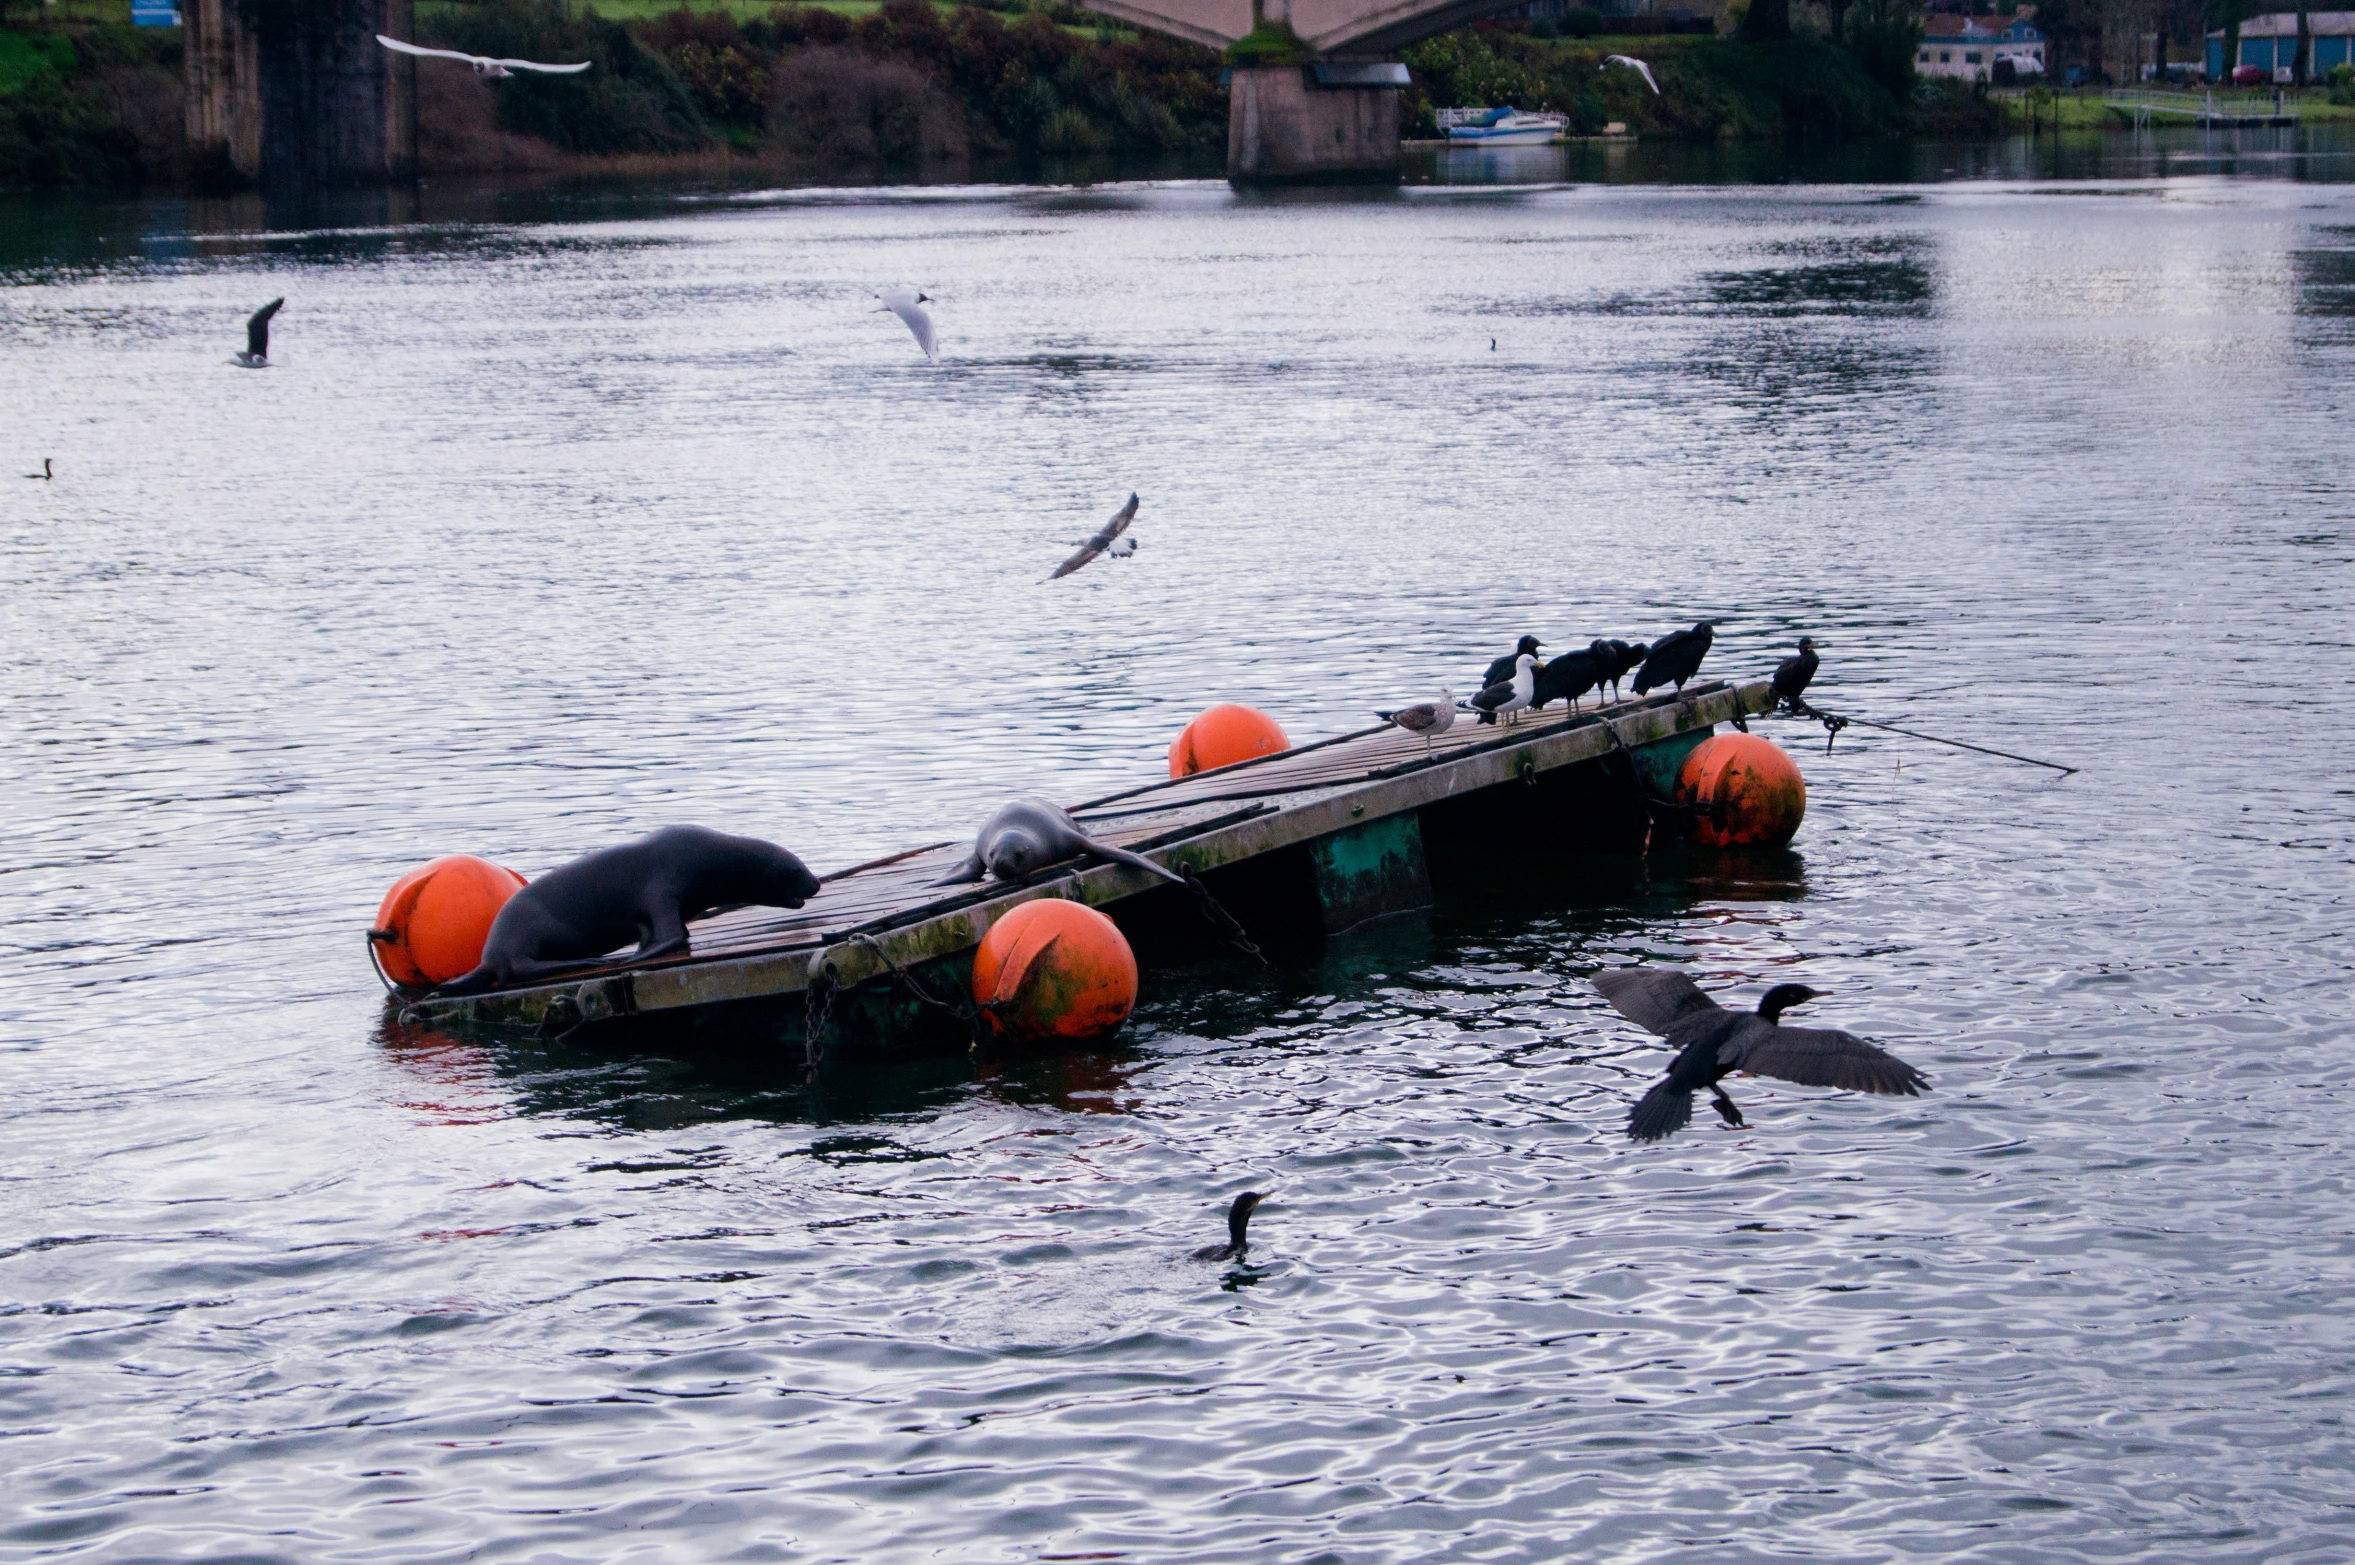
[1467,654,1535,725]
[1601,640,1647,702]
[1482,635,1543,692]
[1532,639,1611,711]
[1772,637,1820,712]
[230,298,283,369]
[1632,621,1714,696]
[1192,1191,1267,1261]
[1594,968,1929,1142]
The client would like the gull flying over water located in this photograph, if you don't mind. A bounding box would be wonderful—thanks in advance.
[229,297,283,369]
[1602,54,1661,95]
[1050,493,1140,580]
[1594,968,1929,1142]
[879,286,937,360]
[376,35,592,78]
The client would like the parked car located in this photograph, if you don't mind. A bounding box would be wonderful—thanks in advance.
[2232,63,2270,85]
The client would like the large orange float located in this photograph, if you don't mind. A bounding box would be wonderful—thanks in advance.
[970,898,1138,1043]
[1168,704,1288,778]
[369,855,527,989]
[1677,734,1807,848]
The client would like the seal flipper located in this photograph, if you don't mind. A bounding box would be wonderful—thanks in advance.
[1081,837,1188,887]
[932,853,987,888]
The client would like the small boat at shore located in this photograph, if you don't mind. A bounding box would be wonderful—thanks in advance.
[1443,107,1568,146]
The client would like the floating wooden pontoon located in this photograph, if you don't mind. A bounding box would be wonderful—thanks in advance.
[396,678,1780,1049]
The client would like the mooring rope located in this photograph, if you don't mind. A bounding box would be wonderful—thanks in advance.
[1788,701,2077,775]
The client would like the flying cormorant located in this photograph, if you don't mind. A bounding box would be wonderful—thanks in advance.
[1593,968,1929,1142]
[1772,637,1820,712]
[1482,635,1543,691]
[1192,1191,1267,1261]
[1632,621,1714,696]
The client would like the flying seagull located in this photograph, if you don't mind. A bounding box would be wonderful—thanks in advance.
[878,286,936,360]
[1603,54,1661,95]
[376,35,591,78]
[229,297,283,369]
[1594,968,1929,1142]
[1109,535,1138,559]
[1049,493,1140,580]
[24,458,51,480]
[1377,691,1456,755]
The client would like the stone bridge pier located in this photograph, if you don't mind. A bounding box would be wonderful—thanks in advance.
[185,0,416,186]
[1082,0,1523,182]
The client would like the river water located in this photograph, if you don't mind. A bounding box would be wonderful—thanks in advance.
[4,146,2353,1561]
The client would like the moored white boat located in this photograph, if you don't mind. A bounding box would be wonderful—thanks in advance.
[1441,107,1568,146]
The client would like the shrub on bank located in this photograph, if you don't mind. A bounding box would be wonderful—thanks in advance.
[0,21,179,189]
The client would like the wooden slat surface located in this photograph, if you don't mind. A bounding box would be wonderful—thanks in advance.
[403,680,1772,1029]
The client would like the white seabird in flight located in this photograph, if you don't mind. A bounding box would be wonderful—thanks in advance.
[1602,54,1661,95]
[376,35,592,78]
[879,287,937,360]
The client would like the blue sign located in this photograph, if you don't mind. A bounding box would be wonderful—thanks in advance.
[131,0,180,26]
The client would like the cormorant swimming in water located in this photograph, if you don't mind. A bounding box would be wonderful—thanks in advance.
[1467,654,1535,726]
[1192,1191,1267,1261]
[230,298,283,369]
[1601,639,1647,702]
[1772,637,1820,712]
[1632,621,1714,697]
[1593,968,1929,1142]
[23,458,51,480]
[1532,639,1611,711]
[1482,634,1543,692]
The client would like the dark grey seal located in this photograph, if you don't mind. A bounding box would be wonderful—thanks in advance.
[935,799,1187,888]
[425,825,820,997]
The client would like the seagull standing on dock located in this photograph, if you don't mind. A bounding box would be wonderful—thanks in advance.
[376,35,592,77]
[1602,54,1662,94]
[1633,621,1714,696]
[1377,691,1456,754]
[1467,654,1536,726]
[1482,634,1543,692]
[1772,637,1820,713]
[229,297,283,368]
[879,286,937,360]
[1594,968,1929,1142]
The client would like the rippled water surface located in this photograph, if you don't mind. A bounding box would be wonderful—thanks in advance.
[4,170,2354,1562]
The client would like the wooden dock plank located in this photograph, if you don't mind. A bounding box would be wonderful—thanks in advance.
[402,680,1775,1031]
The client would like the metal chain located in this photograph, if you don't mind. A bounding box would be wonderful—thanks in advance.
[802,962,837,1068]
[849,933,998,1049]
[1179,867,1270,968]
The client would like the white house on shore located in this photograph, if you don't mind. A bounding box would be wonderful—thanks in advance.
[1917,14,2047,81]
[2206,13,2355,80]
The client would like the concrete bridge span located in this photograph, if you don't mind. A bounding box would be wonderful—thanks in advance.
[1079,0,1530,181]
[185,0,416,186]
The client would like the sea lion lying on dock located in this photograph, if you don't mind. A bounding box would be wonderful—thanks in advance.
[429,825,820,997]
[935,799,1187,889]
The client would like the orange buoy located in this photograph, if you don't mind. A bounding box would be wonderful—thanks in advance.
[970,898,1139,1043]
[369,855,527,989]
[1168,704,1289,778]
[1677,733,1807,848]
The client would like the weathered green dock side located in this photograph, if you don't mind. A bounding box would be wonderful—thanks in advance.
[392,678,1780,1049]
